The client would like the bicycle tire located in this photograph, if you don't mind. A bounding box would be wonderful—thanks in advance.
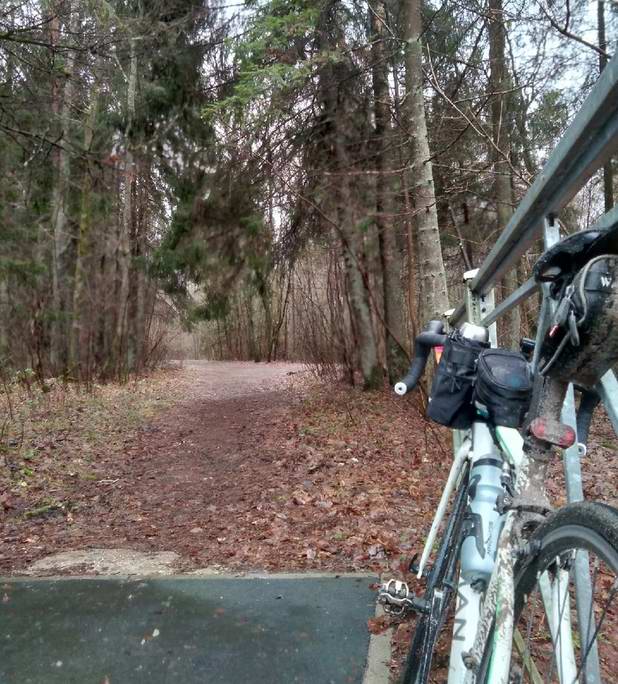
[483,501,618,683]
[401,463,470,684]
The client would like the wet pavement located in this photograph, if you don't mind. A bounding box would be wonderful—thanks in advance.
[1,574,379,683]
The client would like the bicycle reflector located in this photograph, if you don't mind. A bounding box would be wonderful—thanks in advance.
[433,345,444,364]
[530,417,576,448]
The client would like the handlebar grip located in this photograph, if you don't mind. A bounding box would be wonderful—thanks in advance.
[394,358,426,395]
[425,320,445,335]
[394,320,447,396]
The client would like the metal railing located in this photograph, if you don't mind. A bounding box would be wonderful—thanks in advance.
[450,51,618,329]
[448,49,618,443]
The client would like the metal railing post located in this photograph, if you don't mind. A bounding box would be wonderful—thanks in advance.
[561,385,602,683]
[464,268,496,345]
[597,370,618,434]
[540,216,602,681]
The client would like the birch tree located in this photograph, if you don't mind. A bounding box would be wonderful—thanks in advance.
[403,0,449,324]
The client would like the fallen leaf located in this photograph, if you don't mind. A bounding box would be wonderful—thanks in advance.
[367,615,391,635]
[292,490,311,505]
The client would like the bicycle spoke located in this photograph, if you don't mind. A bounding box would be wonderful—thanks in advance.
[514,628,543,684]
[514,542,618,684]
[583,555,599,672]
[574,579,618,683]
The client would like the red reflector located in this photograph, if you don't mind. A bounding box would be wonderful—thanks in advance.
[530,418,576,448]
[434,345,444,364]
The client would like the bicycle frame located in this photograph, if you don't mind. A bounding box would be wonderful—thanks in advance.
[442,422,523,684]
[444,219,614,683]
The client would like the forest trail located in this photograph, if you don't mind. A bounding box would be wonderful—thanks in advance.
[6,361,311,575]
[90,360,308,560]
[3,358,448,582]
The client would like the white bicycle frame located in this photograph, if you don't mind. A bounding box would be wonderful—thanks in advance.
[417,398,593,684]
[422,253,613,683]
[417,420,524,684]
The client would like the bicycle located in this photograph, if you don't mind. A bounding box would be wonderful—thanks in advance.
[378,226,618,683]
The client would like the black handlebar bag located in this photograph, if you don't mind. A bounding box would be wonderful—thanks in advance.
[427,331,488,429]
[541,254,618,389]
[473,349,532,428]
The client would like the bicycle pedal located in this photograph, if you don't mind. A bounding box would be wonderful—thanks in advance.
[377,579,428,616]
[529,417,576,448]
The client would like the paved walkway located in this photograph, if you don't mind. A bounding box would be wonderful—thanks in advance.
[1,573,388,684]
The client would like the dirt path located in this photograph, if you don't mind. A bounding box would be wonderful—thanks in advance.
[3,362,314,573]
[95,361,308,567]
[3,358,452,583]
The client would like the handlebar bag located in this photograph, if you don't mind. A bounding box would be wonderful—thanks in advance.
[541,254,618,389]
[473,349,532,428]
[427,330,488,429]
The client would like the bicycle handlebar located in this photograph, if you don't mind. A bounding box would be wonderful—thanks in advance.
[394,321,447,396]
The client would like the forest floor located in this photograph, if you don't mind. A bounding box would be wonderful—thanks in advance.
[1,361,617,679]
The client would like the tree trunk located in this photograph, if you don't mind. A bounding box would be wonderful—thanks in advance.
[333,120,381,389]
[0,279,8,358]
[403,0,449,323]
[245,291,260,362]
[71,85,100,377]
[370,0,407,383]
[115,37,138,375]
[391,56,418,339]
[131,173,147,372]
[50,0,78,373]
[316,3,381,389]
[488,0,520,347]
[259,284,273,362]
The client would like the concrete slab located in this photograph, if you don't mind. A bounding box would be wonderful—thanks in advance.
[22,549,181,576]
[1,574,386,684]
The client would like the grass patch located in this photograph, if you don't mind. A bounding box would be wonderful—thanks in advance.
[1,368,186,510]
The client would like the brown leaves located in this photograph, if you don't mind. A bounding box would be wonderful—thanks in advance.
[292,490,312,506]
[367,615,391,635]
[1,365,451,582]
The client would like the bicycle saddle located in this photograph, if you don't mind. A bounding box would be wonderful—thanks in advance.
[533,223,618,284]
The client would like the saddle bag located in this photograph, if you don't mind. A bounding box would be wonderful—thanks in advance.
[540,255,618,388]
[427,330,488,429]
[473,349,532,428]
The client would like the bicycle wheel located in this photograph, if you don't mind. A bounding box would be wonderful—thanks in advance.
[501,501,618,683]
[401,463,469,684]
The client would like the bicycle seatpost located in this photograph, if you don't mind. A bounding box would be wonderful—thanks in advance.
[394,320,446,396]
